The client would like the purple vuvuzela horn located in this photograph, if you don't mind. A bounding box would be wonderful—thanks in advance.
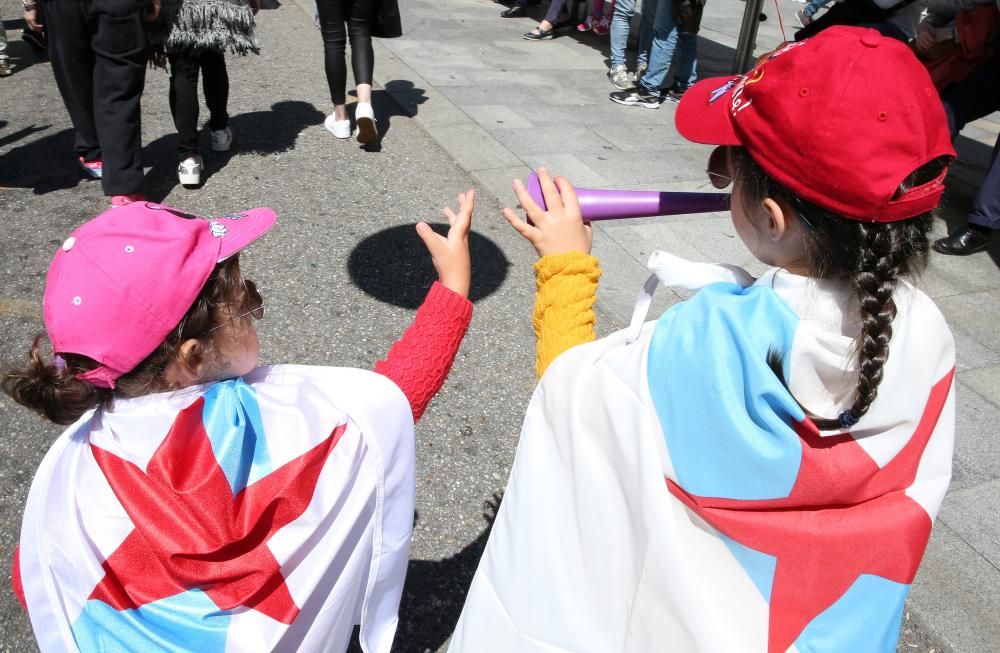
[523,171,730,221]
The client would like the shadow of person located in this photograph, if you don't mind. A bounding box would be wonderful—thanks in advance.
[347,223,510,308]
[0,125,90,194]
[343,494,503,653]
[345,81,428,152]
[0,121,49,150]
[140,100,325,201]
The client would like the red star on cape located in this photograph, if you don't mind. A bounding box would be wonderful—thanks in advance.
[87,397,347,624]
[668,370,953,653]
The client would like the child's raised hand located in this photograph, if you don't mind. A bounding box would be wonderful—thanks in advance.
[503,167,592,258]
[417,189,475,298]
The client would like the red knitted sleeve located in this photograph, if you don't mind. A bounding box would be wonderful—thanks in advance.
[374,281,473,422]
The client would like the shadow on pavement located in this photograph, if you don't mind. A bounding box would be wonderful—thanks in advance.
[348,81,428,152]
[347,223,510,308]
[142,100,325,201]
[391,492,502,653]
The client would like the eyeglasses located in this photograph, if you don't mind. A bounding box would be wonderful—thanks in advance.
[706,169,745,189]
[208,279,264,332]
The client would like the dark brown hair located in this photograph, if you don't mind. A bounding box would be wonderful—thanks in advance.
[731,147,950,430]
[2,256,252,425]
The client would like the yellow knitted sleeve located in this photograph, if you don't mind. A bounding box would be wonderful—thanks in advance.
[533,251,602,380]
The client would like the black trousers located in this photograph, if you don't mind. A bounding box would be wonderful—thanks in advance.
[42,0,146,196]
[942,55,1000,229]
[315,0,375,106]
[168,50,230,159]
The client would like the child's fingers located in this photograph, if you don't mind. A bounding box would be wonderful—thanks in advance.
[553,175,582,220]
[415,222,444,256]
[503,207,540,242]
[536,167,565,214]
[443,206,458,227]
[511,179,548,226]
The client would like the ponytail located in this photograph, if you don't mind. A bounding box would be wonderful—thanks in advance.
[2,337,111,425]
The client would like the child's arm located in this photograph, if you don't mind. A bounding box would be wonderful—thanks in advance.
[374,191,475,421]
[533,252,601,379]
[505,168,600,379]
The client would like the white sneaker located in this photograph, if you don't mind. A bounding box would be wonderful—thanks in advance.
[354,102,378,145]
[178,156,202,186]
[324,114,352,139]
[211,126,233,152]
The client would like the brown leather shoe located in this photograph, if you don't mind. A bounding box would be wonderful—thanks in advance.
[932,226,994,256]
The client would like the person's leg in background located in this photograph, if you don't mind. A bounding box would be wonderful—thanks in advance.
[200,49,232,151]
[0,9,11,77]
[933,56,1000,255]
[347,0,377,144]
[39,0,105,178]
[168,52,204,184]
[634,0,655,80]
[608,0,638,87]
[90,0,146,198]
[637,0,676,96]
[316,0,349,132]
[523,0,566,38]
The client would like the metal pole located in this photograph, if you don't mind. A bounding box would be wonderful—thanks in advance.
[732,0,766,73]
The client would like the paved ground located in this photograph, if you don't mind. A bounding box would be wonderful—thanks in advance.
[1,0,998,651]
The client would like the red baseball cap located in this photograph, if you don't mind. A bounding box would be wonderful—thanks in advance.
[43,202,276,388]
[675,27,955,222]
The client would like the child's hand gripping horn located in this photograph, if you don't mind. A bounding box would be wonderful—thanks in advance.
[522,170,730,221]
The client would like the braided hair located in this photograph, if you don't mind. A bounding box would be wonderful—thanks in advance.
[731,147,949,430]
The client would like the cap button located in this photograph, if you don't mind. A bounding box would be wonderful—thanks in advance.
[860,30,880,47]
[62,237,76,251]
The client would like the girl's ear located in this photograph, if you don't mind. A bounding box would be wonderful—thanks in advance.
[173,339,208,385]
[760,197,792,243]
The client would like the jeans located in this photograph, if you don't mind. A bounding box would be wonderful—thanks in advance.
[609,0,654,68]
[544,0,567,23]
[316,0,375,106]
[942,55,1000,229]
[802,0,830,18]
[639,0,696,95]
[168,50,229,160]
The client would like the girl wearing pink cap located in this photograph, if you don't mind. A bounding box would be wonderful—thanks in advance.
[451,28,957,652]
[4,193,476,653]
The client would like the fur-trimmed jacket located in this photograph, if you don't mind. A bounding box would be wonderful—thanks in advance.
[147,0,259,57]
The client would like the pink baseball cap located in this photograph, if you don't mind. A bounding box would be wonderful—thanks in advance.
[43,202,276,388]
[675,27,955,222]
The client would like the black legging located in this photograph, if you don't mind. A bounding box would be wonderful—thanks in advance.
[315,0,375,106]
[168,50,229,159]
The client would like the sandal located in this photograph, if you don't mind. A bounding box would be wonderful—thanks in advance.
[523,26,553,40]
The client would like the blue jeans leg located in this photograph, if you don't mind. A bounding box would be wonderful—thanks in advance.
[609,0,637,67]
[639,0,677,95]
[674,31,697,89]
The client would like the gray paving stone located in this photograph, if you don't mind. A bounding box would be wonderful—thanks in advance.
[463,104,535,130]
[469,165,534,209]
[908,522,1000,652]
[950,380,1000,489]
[938,479,1000,569]
[937,289,1000,348]
[958,365,1000,407]
[492,125,616,156]
[423,123,522,171]
[519,153,610,187]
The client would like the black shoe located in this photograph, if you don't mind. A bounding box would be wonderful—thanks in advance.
[501,5,526,17]
[523,27,553,39]
[932,226,994,256]
[22,28,48,52]
[610,88,663,109]
[664,85,689,102]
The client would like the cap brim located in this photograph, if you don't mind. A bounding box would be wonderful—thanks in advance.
[675,75,743,146]
[215,208,277,261]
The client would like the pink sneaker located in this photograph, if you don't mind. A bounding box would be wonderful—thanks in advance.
[592,16,611,35]
[577,16,594,31]
[110,193,146,208]
[78,157,103,179]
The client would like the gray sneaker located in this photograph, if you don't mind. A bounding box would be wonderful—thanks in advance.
[0,56,11,78]
[634,61,648,82]
[608,64,634,90]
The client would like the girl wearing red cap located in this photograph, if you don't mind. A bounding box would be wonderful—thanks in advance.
[451,28,957,652]
[4,193,476,653]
